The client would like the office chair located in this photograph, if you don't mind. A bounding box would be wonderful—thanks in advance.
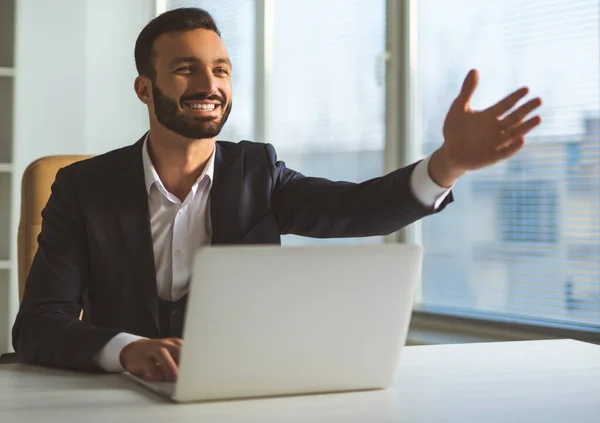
[0,156,90,363]
[18,155,91,301]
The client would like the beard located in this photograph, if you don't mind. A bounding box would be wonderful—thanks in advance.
[152,83,232,139]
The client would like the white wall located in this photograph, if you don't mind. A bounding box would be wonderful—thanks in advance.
[5,0,155,352]
[14,0,88,161]
[83,0,153,152]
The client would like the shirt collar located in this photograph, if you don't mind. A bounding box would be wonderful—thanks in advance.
[141,133,216,196]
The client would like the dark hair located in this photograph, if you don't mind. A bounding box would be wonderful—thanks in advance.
[134,7,221,80]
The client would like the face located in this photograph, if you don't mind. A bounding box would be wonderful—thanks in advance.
[141,28,233,139]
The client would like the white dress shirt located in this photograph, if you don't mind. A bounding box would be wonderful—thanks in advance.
[144,141,215,302]
[96,141,452,372]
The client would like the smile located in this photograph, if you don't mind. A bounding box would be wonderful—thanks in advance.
[182,101,221,114]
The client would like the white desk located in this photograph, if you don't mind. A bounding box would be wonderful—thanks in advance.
[1,339,598,423]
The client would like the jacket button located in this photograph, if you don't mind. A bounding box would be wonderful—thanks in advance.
[171,306,178,315]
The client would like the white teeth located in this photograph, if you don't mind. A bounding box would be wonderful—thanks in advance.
[187,103,216,111]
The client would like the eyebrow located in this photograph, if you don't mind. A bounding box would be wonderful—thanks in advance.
[168,56,232,69]
[214,57,232,68]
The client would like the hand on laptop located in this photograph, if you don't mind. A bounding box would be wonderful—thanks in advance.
[120,338,182,382]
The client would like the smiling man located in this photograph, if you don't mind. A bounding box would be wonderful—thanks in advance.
[12,8,542,381]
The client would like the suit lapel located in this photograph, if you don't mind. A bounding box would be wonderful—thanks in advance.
[112,136,160,333]
[107,138,243,334]
[211,142,243,245]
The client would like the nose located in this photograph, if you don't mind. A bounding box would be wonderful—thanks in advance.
[192,68,218,96]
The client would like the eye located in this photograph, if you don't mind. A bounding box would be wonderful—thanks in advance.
[215,67,230,76]
[175,65,193,73]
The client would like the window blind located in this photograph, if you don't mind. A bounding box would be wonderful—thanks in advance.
[271,0,387,246]
[417,0,600,328]
[163,1,386,249]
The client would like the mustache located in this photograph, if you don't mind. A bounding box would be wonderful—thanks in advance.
[180,93,225,104]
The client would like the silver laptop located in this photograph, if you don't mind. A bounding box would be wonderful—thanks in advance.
[127,243,422,403]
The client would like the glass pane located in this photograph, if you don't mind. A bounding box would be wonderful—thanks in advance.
[272,0,387,246]
[417,0,600,327]
[166,1,255,141]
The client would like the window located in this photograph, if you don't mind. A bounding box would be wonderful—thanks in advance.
[167,0,387,246]
[161,1,600,331]
[271,0,386,246]
[416,0,600,328]
[271,0,386,180]
[499,181,558,244]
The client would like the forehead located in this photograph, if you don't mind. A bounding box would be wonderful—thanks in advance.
[153,29,229,67]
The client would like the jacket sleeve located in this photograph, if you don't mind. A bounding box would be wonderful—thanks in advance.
[268,144,453,238]
[12,166,120,372]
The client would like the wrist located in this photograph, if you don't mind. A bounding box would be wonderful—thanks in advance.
[428,147,466,188]
[119,338,145,369]
[119,344,131,369]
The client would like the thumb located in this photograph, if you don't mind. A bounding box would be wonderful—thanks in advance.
[455,69,479,110]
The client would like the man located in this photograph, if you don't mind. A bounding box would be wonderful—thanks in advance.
[12,8,542,382]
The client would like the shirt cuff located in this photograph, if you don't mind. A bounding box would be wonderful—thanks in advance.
[95,332,146,372]
[410,155,453,210]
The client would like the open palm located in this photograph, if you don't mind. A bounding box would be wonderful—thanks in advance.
[441,69,542,172]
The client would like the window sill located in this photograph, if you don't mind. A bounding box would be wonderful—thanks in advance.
[407,306,600,346]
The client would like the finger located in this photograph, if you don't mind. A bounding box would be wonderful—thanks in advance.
[163,345,180,365]
[147,356,168,382]
[164,338,183,348]
[127,364,147,378]
[455,69,479,109]
[486,87,529,117]
[169,347,181,365]
[160,339,182,364]
[500,97,542,129]
[138,361,162,381]
[152,347,179,382]
[146,366,163,382]
[494,137,525,161]
[501,115,542,141]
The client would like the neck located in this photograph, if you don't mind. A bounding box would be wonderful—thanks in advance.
[147,126,215,202]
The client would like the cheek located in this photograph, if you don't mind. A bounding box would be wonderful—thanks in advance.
[157,77,189,100]
[220,82,232,101]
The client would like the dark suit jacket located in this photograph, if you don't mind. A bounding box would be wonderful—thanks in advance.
[12,135,452,372]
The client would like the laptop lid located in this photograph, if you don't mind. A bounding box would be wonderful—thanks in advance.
[173,243,422,402]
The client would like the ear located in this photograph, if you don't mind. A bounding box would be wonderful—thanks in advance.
[134,76,153,105]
